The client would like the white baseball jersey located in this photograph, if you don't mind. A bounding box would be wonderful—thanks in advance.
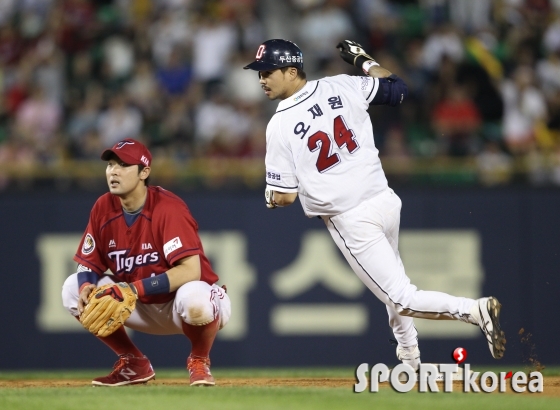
[263,72,493,362]
[265,74,388,217]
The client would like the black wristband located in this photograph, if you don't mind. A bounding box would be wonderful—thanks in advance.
[354,54,374,68]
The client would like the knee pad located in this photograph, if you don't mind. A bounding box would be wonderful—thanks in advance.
[61,273,80,317]
[175,281,219,326]
[214,285,231,330]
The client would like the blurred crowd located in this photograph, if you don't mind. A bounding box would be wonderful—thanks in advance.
[1,0,560,189]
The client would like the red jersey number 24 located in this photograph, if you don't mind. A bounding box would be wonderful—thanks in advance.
[307,115,360,173]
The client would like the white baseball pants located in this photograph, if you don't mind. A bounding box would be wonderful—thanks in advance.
[62,274,231,335]
[323,188,477,348]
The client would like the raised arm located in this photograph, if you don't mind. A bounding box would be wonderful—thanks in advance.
[336,40,408,106]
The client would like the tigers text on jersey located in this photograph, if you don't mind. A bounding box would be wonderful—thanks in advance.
[74,186,219,304]
[265,74,388,217]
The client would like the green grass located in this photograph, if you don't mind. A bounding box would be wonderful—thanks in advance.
[0,368,558,410]
[1,386,558,410]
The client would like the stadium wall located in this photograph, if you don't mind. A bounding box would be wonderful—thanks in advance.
[0,187,558,369]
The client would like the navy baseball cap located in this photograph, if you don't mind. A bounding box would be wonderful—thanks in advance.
[244,39,304,71]
[101,138,152,167]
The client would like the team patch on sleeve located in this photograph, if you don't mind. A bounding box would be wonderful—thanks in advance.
[163,236,183,258]
[359,76,371,91]
[266,169,282,183]
[81,234,95,255]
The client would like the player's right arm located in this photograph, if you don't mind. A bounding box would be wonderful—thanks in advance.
[265,185,297,208]
[73,201,110,312]
[78,283,96,314]
[264,116,299,209]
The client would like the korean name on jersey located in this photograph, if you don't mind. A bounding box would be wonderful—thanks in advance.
[265,75,389,217]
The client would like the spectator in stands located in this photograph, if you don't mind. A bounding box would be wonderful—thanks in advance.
[191,11,237,91]
[536,49,560,100]
[14,84,62,156]
[149,10,191,67]
[380,126,413,175]
[101,34,135,85]
[194,84,250,157]
[431,84,482,157]
[476,140,513,186]
[298,0,356,71]
[33,49,65,104]
[67,92,101,158]
[0,24,24,67]
[501,65,548,155]
[0,0,16,28]
[421,23,464,73]
[55,0,98,56]
[225,51,266,106]
[157,95,194,154]
[155,47,193,96]
[448,0,492,34]
[1,0,560,189]
[97,92,143,147]
[65,51,95,106]
[126,59,162,121]
[228,2,265,53]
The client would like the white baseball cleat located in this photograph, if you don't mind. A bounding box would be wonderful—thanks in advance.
[471,297,506,359]
[396,344,421,371]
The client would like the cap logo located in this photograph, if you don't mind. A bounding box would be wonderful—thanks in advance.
[115,140,135,149]
[141,155,149,166]
[256,44,265,59]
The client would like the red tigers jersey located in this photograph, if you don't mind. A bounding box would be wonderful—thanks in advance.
[74,186,219,304]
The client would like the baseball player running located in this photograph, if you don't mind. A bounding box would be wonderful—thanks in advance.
[62,138,231,386]
[244,39,506,368]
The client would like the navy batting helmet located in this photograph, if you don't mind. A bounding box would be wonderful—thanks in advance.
[244,39,303,71]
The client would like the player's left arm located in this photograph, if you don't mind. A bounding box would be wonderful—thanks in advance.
[337,39,408,106]
[128,204,206,298]
[129,255,200,298]
[165,255,201,291]
[368,74,408,106]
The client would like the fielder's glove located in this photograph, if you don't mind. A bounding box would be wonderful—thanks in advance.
[336,40,379,74]
[80,282,137,337]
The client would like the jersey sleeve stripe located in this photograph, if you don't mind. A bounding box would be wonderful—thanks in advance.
[267,182,298,190]
[73,255,105,275]
[367,78,379,102]
[168,247,200,264]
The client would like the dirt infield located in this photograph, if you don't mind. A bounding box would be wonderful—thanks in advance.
[1,376,559,396]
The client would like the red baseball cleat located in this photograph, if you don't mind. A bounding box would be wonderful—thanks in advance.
[187,355,215,386]
[92,354,155,386]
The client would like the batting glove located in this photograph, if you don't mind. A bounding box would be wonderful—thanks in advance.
[265,185,277,209]
[336,40,379,74]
